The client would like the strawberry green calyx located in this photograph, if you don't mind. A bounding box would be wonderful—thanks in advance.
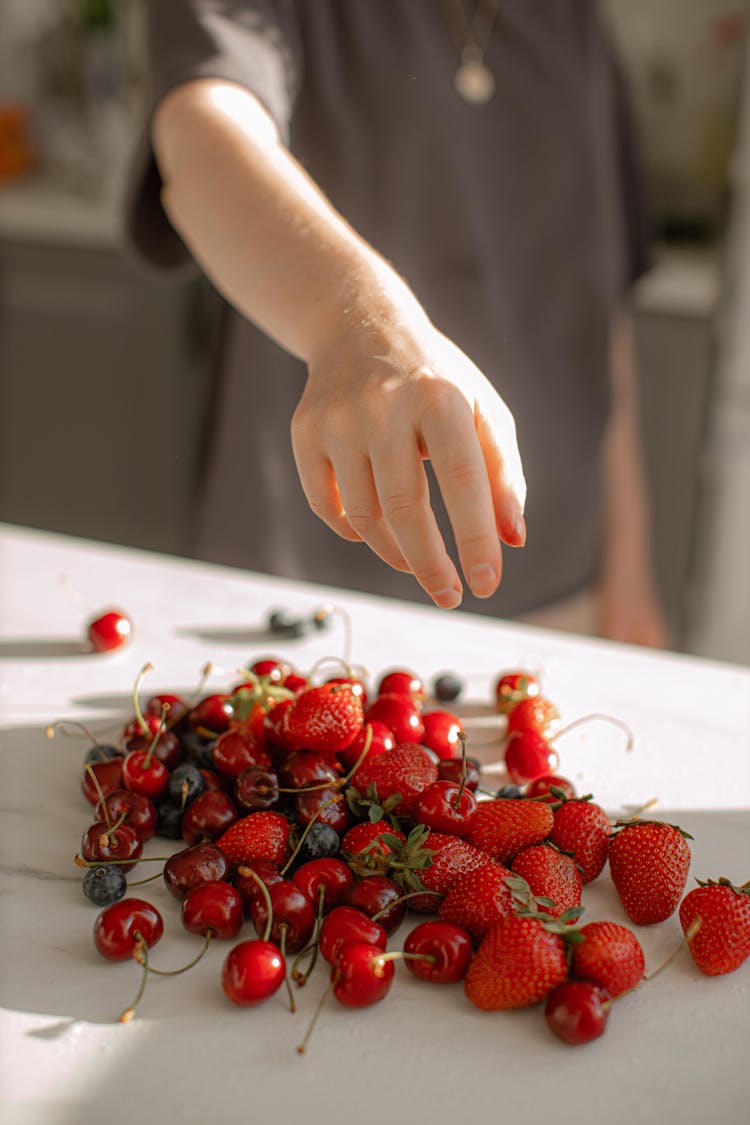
[380,824,437,894]
[610,817,694,842]
[694,876,750,894]
[345,782,403,827]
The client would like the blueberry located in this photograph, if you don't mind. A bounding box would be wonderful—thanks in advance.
[83,743,121,765]
[432,672,464,703]
[179,731,216,770]
[82,864,127,906]
[496,784,524,799]
[267,608,306,638]
[298,823,340,861]
[168,763,205,807]
[156,801,185,839]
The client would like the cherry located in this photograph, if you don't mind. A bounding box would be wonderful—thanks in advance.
[93,897,163,961]
[121,748,170,800]
[222,939,286,1006]
[235,859,284,915]
[189,694,234,735]
[145,692,189,730]
[294,786,350,833]
[403,921,474,982]
[87,609,133,653]
[292,858,354,912]
[318,906,387,965]
[420,710,464,760]
[212,730,271,779]
[250,880,315,953]
[415,779,478,836]
[163,842,232,900]
[341,875,406,936]
[81,820,143,870]
[81,758,123,805]
[525,774,577,802]
[437,756,481,791]
[544,980,610,1045]
[331,941,396,1008]
[377,669,424,699]
[279,750,340,790]
[181,789,238,845]
[181,880,244,940]
[337,719,394,771]
[504,728,556,785]
[364,693,425,744]
[248,657,292,682]
[494,671,540,715]
[125,729,183,771]
[95,789,157,842]
[122,712,163,744]
[506,696,561,738]
[263,699,296,753]
[234,766,281,812]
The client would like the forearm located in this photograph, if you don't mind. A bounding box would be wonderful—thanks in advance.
[151,78,425,362]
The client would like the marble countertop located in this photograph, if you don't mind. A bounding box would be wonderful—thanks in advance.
[1,523,748,1125]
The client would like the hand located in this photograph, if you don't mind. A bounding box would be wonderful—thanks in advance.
[290,308,526,609]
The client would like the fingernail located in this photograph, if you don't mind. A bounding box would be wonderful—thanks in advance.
[468,563,497,598]
[513,510,526,547]
[433,587,463,610]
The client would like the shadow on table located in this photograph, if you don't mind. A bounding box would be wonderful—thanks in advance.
[0,637,91,659]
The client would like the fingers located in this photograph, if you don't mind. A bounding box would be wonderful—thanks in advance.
[474,401,527,548]
[290,441,363,543]
[328,451,412,573]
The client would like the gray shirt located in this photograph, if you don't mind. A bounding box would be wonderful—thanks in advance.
[126,0,646,617]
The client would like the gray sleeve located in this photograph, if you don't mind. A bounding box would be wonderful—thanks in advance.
[123,0,302,275]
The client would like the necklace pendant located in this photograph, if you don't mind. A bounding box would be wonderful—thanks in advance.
[454,46,495,105]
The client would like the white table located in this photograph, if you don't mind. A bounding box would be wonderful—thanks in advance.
[1,523,748,1125]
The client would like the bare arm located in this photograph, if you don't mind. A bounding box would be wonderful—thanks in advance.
[599,308,669,647]
[151,78,526,610]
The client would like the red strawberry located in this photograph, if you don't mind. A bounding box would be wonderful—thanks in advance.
[494,671,540,716]
[467,799,553,865]
[608,818,692,925]
[464,914,569,1010]
[215,810,294,867]
[397,829,496,912]
[679,878,750,976]
[349,742,438,819]
[437,864,519,943]
[511,844,583,920]
[570,920,645,997]
[284,683,364,754]
[549,797,611,884]
[340,821,407,876]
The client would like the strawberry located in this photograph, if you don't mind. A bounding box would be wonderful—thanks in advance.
[464,914,569,1010]
[467,798,553,865]
[570,920,645,997]
[348,742,438,820]
[340,821,407,877]
[679,878,750,976]
[437,864,521,943]
[608,818,692,925]
[284,683,364,754]
[215,810,294,867]
[511,844,583,919]
[549,796,611,883]
[387,826,495,912]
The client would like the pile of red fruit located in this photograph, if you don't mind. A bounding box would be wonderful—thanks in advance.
[65,657,750,1047]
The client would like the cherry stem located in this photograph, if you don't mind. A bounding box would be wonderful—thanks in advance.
[376,951,437,966]
[236,865,275,943]
[280,792,345,876]
[132,662,154,738]
[185,661,214,710]
[145,931,213,976]
[292,886,326,986]
[103,810,128,847]
[119,932,150,1022]
[46,720,107,753]
[306,652,355,685]
[75,854,173,867]
[278,923,296,1013]
[452,731,469,809]
[128,871,163,887]
[83,762,113,829]
[143,707,168,769]
[296,977,336,1055]
[371,889,441,920]
[551,712,635,753]
[277,724,374,798]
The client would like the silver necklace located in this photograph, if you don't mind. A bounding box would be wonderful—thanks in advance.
[443,0,498,106]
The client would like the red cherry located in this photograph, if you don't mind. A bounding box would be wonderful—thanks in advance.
[318,906,387,965]
[420,710,464,760]
[124,730,183,771]
[163,843,232,900]
[341,875,407,936]
[189,694,234,735]
[81,820,143,870]
[494,671,540,715]
[248,658,292,681]
[525,774,577,802]
[377,670,424,699]
[122,713,163,744]
[181,789,238,845]
[284,672,309,693]
[364,693,425,744]
[415,779,478,836]
[337,719,394,771]
[212,730,271,779]
[331,941,395,1008]
[506,696,561,738]
[263,699,296,753]
[437,756,481,791]
[235,859,284,915]
[250,880,316,953]
[121,749,170,799]
[292,858,354,912]
[87,609,133,653]
[294,786,350,833]
[544,980,610,1045]
[279,750,340,790]
[181,880,244,940]
[403,921,474,982]
[504,728,556,785]
[234,766,281,812]
[145,692,188,725]
[81,758,123,805]
[93,897,163,961]
[222,939,286,1006]
[95,789,157,842]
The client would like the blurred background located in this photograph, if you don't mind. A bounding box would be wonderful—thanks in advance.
[0,0,748,665]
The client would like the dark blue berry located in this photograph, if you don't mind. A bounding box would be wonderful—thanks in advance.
[298,823,340,861]
[82,864,127,906]
[179,731,216,770]
[496,784,524,799]
[168,763,205,808]
[83,743,121,765]
[432,672,464,703]
[267,608,306,638]
[156,801,184,839]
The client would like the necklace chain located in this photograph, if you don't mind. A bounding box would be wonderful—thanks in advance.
[442,0,499,106]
